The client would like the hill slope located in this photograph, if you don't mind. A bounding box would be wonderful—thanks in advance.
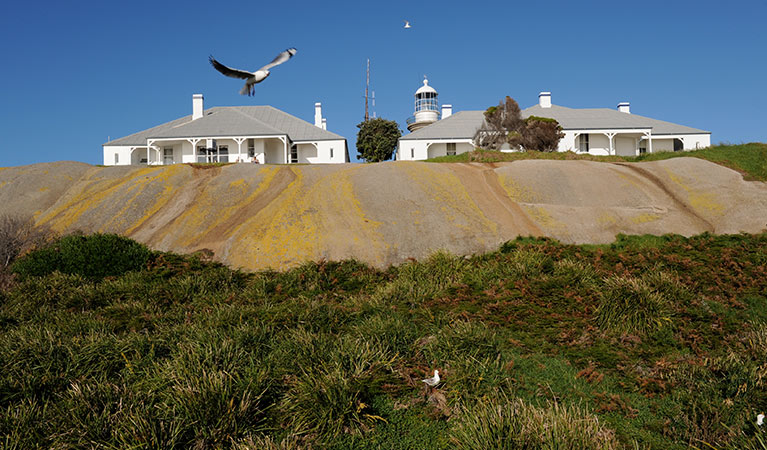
[1,158,766,270]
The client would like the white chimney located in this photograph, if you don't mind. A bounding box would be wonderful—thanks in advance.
[314,102,323,128]
[539,92,551,108]
[618,102,630,114]
[441,104,452,119]
[193,94,204,120]
[321,118,327,130]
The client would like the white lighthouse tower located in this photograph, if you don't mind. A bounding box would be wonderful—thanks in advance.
[406,77,440,132]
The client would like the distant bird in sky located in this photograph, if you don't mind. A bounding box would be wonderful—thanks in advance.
[422,370,440,387]
[758,414,765,426]
[403,20,411,29]
[209,48,297,96]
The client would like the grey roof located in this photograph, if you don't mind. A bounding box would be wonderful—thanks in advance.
[104,105,344,146]
[522,104,709,135]
[401,111,488,140]
[400,104,709,141]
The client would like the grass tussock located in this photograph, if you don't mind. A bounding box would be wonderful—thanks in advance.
[594,274,674,335]
[1,232,767,448]
[450,393,619,450]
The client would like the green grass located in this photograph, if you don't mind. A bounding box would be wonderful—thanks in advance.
[2,232,767,448]
[426,142,767,181]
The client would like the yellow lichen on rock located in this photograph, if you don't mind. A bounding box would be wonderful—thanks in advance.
[401,164,497,235]
[36,166,167,232]
[631,213,661,224]
[229,166,387,270]
[664,168,725,216]
[498,176,541,203]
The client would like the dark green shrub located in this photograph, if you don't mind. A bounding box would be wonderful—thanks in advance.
[12,234,151,280]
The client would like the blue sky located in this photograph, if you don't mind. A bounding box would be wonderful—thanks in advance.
[1,0,765,167]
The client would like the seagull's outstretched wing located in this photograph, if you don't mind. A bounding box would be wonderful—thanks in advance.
[209,56,253,79]
[258,48,297,72]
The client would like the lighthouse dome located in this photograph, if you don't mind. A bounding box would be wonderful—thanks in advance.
[415,78,437,95]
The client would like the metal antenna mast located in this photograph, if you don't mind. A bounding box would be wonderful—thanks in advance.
[364,59,370,122]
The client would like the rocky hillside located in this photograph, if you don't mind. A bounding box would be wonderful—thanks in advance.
[1,158,765,270]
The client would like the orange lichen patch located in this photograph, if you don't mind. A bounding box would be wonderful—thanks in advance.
[229,166,388,270]
[38,187,49,192]
[664,168,725,217]
[400,164,497,236]
[35,166,168,232]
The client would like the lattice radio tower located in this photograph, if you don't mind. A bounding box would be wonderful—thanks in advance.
[364,59,376,121]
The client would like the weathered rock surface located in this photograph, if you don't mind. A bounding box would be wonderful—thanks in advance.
[1,159,765,270]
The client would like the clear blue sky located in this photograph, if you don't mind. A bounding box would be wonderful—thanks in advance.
[1,0,765,167]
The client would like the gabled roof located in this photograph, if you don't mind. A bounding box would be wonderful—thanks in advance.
[400,104,709,141]
[522,104,709,134]
[104,105,345,146]
[401,111,487,140]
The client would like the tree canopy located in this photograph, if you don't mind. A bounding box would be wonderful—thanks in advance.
[474,97,564,152]
[356,118,402,162]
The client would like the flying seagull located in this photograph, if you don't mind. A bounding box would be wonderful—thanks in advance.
[403,20,412,29]
[422,370,440,387]
[209,48,297,96]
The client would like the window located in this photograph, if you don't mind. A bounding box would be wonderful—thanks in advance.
[114,153,119,164]
[248,138,255,157]
[411,148,414,159]
[673,139,683,152]
[578,134,590,153]
[638,140,647,155]
[197,146,207,163]
[330,148,334,159]
[218,146,229,163]
[290,145,298,163]
[446,142,456,156]
[163,147,174,165]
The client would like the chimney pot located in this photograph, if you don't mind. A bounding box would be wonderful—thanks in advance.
[314,102,323,128]
[539,92,551,108]
[618,102,631,114]
[441,104,452,119]
[193,94,204,120]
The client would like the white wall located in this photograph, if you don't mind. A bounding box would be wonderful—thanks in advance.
[298,140,347,164]
[397,139,474,161]
[614,137,636,157]
[426,142,474,159]
[397,140,430,161]
[103,145,134,165]
[265,139,285,164]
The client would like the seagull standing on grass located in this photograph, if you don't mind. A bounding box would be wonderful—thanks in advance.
[758,414,765,426]
[422,370,440,387]
[209,48,297,96]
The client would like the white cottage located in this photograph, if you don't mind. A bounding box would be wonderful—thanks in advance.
[397,91,711,160]
[103,95,349,165]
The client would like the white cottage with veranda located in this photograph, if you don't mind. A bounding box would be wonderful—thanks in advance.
[103,94,349,165]
[397,83,711,160]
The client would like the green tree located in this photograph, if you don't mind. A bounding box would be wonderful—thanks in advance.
[516,116,565,152]
[356,118,402,162]
[473,96,523,151]
[475,97,564,152]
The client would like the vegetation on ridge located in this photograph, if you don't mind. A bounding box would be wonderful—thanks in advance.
[1,231,767,448]
[428,142,767,182]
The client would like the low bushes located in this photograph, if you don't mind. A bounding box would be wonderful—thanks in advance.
[12,233,151,280]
